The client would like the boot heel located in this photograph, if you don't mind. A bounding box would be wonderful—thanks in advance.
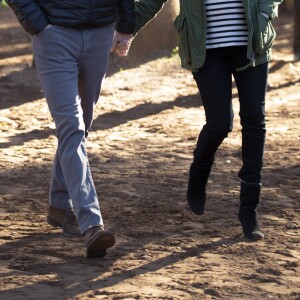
[239,181,264,240]
[186,162,211,215]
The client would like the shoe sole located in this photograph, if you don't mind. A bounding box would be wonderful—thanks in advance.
[244,233,264,240]
[46,216,82,237]
[86,249,107,258]
[86,232,115,258]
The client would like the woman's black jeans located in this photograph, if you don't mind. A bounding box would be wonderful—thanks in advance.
[192,46,268,184]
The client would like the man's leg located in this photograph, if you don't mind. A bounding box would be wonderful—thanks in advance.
[78,25,114,134]
[32,26,103,235]
[77,25,116,257]
[47,148,81,236]
[49,149,72,209]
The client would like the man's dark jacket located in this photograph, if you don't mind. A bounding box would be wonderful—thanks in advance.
[5,0,135,35]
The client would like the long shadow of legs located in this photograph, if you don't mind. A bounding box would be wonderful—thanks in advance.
[0,66,43,110]
[0,93,201,149]
[0,226,239,299]
[89,238,239,290]
[93,93,202,131]
[0,128,55,149]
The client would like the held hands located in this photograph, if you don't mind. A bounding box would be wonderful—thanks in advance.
[111,31,133,56]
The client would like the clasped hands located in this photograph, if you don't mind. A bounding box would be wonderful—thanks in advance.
[111,31,133,56]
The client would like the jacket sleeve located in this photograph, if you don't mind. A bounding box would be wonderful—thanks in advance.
[115,0,136,34]
[134,0,168,34]
[5,0,48,35]
[257,0,283,20]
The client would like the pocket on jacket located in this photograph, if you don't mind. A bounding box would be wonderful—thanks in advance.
[173,14,200,67]
[174,14,191,65]
[252,6,276,55]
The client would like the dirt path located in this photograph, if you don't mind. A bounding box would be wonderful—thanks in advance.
[0,8,299,300]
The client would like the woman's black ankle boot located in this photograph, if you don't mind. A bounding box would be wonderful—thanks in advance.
[186,161,211,215]
[238,181,264,240]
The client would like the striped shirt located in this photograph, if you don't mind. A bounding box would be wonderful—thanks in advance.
[205,0,248,49]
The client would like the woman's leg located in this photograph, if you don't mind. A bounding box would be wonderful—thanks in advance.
[188,48,234,214]
[232,53,268,184]
[232,47,268,239]
[193,48,234,167]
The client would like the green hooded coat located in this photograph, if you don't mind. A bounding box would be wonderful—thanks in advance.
[134,0,283,71]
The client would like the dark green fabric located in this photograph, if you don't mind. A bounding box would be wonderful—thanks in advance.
[134,0,283,71]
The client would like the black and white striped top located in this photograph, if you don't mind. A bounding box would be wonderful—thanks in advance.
[205,0,249,49]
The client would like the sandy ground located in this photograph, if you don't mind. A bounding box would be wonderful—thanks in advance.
[0,7,299,300]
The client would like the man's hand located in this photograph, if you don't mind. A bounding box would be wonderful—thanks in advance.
[111,31,133,56]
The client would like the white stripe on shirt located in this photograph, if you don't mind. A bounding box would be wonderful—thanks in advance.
[205,0,248,49]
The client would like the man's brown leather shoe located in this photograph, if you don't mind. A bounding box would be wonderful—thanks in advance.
[85,225,115,258]
[47,206,81,237]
